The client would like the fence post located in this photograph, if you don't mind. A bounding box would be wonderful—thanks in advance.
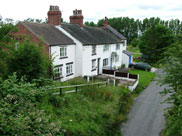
[60,88,62,95]
[76,86,78,93]
[113,79,116,86]
[128,73,129,79]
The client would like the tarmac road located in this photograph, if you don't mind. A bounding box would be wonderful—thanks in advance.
[121,69,170,136]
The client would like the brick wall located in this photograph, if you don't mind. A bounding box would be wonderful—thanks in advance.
[11,23,49,56]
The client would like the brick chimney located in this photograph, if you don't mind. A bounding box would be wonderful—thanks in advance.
[70,9,84,27]
[47,5,61,26]
[104,17,108,27]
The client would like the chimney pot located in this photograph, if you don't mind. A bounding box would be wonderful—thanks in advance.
[47,5,62,26]
[104,16,108,27]
[70,9,84,27]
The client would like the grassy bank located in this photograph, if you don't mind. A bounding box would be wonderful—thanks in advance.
[129,69,156,94]
[0,75,134,136]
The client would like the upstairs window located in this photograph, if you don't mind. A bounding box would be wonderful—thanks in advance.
[103,45,109,52]
[116,44,120,50]
[92,45,96,55]
[60,47,67,57]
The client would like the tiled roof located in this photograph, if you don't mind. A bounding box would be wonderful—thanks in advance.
[20,22,75,46]
[61,24,126,45]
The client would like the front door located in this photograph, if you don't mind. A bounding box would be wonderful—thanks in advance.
[129,56,132,64]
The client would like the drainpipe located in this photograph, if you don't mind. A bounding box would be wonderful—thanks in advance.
[110,58,112,70]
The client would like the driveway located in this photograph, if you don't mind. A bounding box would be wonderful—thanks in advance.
[121,69,170,136]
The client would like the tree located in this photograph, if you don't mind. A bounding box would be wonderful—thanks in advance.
[8,40,52,82]
[139,24,175,63]
[160,43,182,136]
[0,23,17,78]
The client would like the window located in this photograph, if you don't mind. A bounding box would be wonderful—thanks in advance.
[92,45,96,55]
[54,65,63,79]
[103,58,108,67]
[92,59,96,70]
[103,45,109,52]
[66,63,73,76]
[60,47,67,57]
[116,44,120,50]
[115,55,119,62]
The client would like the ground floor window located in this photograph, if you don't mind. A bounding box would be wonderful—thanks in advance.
[92,59,96,70]
[66,63,73,76]
[54,65,63,79]
[103,58,109,67]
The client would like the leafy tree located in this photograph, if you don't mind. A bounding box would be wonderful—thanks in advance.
[0,23,17,78]
[8,39,52,82]
[139,24,175,63]
[160,43,182,136]
[85,21,97,27]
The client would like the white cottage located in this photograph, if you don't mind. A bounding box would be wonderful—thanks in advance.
[14,6,132,82]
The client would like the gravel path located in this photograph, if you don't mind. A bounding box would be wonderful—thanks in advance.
[121,69,170,136]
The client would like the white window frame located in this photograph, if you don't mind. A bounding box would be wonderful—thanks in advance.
[66,63,73,76]
[92,45,96,55]
[103,45,109,52]
[103,58,109,67]
[54,65,63,79]
[60,46,67,57]
[92,59,96,70]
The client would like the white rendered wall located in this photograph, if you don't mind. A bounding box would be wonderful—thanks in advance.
[82,43,124,76]
[56,26,83,77]
[122,53,129,68]
[50,45,75,81]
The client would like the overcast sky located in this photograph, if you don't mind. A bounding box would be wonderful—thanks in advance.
[1,0,182,23]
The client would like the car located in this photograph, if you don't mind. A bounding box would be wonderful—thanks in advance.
[129,62,151,71]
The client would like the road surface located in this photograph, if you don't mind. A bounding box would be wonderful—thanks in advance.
[121,69,170,136]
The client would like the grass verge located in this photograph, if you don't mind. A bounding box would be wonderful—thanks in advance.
[129,69,156,94]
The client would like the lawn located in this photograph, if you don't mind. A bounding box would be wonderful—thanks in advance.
[127,46,140,53]
[129,69,156,94]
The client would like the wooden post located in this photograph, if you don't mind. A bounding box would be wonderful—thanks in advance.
[113,79,116,86]
[60,88,62,95]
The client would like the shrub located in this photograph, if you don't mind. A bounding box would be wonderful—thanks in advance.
[8,39,52,82]
[0,74,64,136]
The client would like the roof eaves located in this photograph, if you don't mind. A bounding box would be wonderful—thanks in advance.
[20,22,50,45]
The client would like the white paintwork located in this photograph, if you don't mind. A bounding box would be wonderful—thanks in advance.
[52,26,129,81]
[56,26,83,77]
[50,44,75,81]
[128,80,139,92]
[82,43,124,77]
[122,53,133,68]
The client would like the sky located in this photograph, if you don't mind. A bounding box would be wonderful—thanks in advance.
[1,0,182,23]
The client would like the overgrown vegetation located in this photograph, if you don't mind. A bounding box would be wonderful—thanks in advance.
[0,74,134,136]
[160,42,182,136]
[8,39,52,82]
